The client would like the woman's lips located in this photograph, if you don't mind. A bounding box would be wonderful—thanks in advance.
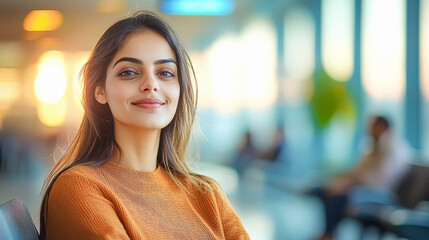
[132,98,165,109]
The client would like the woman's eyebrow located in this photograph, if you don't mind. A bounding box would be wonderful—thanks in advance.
[112,57,142,68]
[155,58,177,66]
[112,57,177,68]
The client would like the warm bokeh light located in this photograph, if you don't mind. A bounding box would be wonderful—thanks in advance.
[322,0,354,82]
[0,68,21,111]
[362,0,406,101]
[421,0,429,100]
[23,10,63,32]
[97,0,127,13]
[207,34,243,113]
[34,51,67,103]
[283,8,315,106]
[0,68,19,98]
[72,52,90,105]
[37,99,67,127]
[241,18,277,109]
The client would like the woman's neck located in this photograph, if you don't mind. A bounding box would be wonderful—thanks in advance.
[111,122,161,172]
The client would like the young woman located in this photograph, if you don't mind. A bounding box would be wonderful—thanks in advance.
[39,10,249,240]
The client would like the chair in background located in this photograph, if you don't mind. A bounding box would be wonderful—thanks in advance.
[344,162,429,240]
[0,198,39,240]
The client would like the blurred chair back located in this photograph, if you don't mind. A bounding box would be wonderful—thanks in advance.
[0,198,39,240]
[394,163,429,209]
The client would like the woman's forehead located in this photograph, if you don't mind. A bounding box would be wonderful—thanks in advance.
[113,30,176,63]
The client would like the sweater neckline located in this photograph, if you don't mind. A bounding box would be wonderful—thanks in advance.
[105,161,163,176]
[100,161,176,191]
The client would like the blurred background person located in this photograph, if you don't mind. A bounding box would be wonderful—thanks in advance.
[233,127,287,176]
[317,115,411,240]
[233,131,256,175]
[329,116,410,194]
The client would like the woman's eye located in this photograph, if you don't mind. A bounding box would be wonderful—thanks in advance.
[157,71,175,78]
[118,70,138,78]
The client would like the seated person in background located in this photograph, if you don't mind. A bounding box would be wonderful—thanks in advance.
[328,116,410,195]
[318,115,411,240]
[233,132,256,175]
[233,128,286,175]
[259,127,286,162]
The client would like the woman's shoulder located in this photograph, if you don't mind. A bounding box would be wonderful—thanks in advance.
[60,164,100,181]
[50,164,105,196]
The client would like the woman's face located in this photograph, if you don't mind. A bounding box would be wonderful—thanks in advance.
[96,30,180,130]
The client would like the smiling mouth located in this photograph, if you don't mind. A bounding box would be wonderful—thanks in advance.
[132,98,165,109]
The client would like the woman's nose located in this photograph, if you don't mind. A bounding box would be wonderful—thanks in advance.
[139,74,159,92]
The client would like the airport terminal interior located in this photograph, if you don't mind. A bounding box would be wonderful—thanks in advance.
[1,0,429,239]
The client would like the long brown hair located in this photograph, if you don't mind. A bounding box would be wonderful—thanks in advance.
[39,10,211,239]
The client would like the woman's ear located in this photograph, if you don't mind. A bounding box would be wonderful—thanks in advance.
[95,86,107,104]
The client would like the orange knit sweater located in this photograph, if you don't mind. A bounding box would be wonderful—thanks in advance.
[45,162,249,239]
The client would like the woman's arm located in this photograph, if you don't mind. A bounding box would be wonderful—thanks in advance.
[46,172,130,240]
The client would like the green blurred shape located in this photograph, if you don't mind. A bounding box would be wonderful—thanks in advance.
[309,70,356,129]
